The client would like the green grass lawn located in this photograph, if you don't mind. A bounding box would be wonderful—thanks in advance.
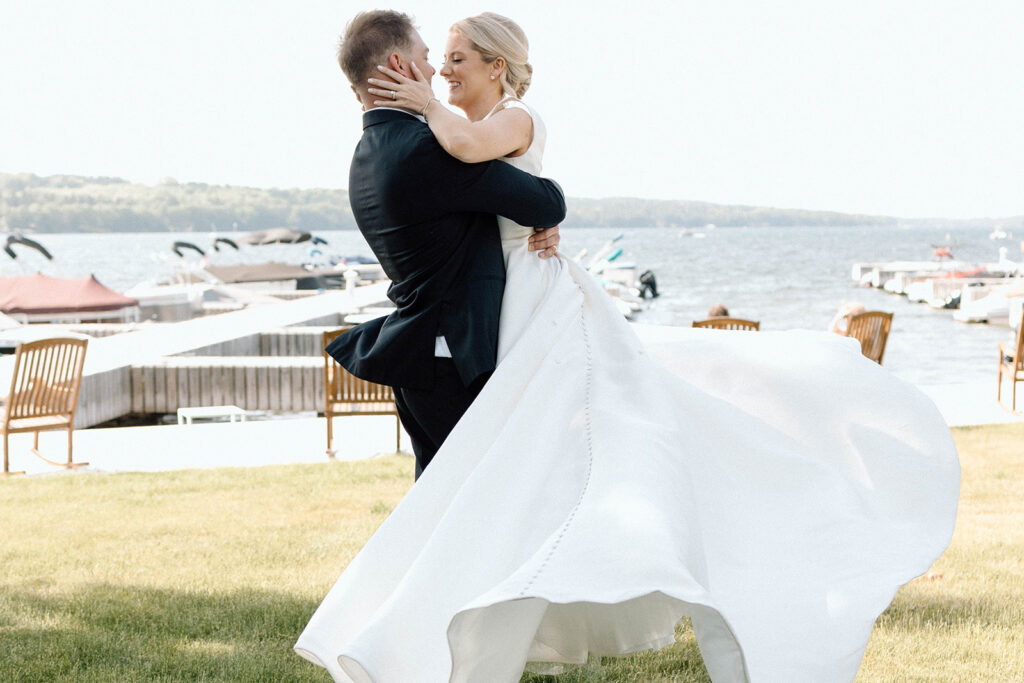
[1,424,1022,682]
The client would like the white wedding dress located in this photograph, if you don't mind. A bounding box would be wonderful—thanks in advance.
[295,103,960,682]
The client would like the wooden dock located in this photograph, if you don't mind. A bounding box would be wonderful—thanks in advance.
[0,283,392,427]
[131,356,322,414]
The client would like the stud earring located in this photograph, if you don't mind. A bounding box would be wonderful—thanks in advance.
[490,75,495,80]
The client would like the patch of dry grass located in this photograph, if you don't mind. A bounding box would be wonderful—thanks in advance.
[0,458,412,682]
[856,423,1024,682]
[1,423,1022,681]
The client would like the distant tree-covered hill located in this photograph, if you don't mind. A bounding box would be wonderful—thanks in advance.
[5,172,1014,233]
[565,196,893,228]
[0,173,355,233]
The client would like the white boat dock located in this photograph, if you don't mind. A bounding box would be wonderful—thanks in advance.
[5,376,1017,478]
[8,412,408,477]
[852,257,1024,326]
[851,260,970,289]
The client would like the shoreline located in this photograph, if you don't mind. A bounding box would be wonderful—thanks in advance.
[5,378,1015,478]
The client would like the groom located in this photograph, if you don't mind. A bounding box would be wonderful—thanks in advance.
[328,10,567,478]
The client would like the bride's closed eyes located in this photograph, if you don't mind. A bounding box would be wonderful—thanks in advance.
[443,49,482,67]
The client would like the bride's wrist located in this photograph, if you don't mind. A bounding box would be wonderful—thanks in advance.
[421,97,438,119]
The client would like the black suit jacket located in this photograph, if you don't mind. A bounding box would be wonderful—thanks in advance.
[327,108,567,391]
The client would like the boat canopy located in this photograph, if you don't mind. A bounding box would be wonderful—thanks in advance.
[204,262,315,284]
[235,227,312,246]
[0,273,139,315]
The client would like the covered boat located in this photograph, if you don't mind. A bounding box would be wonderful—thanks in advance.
[0,273,139,323]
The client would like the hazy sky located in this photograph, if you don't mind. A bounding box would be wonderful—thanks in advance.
[2,0,1022,219]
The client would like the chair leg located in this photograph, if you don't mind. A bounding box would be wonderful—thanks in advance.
[66,427,86,468]
[326,414,335,458]
[2,432,24,477]
[395,415,401,453]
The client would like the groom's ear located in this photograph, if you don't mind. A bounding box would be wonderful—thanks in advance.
[387,51,409,78]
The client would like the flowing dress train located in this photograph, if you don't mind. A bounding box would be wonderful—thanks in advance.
[295,103,959,682]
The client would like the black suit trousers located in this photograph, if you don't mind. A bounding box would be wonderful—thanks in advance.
[393,358,490,479]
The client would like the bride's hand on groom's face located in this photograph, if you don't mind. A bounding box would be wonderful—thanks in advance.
[368,63,435,114]
[528,226,559,259]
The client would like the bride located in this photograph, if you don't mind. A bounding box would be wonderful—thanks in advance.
[295,12,960,683]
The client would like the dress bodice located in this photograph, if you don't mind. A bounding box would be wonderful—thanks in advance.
[486,99,546,242]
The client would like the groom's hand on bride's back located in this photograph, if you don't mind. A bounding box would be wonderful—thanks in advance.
[528,225,559,259]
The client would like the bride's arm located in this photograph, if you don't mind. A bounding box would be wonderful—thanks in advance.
[368,63,532,163]
[423,102,532,164]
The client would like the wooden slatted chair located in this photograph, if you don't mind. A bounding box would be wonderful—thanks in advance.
[997,310,1024,412]
[847,311,894,364]
[323,328,401,457]
[692,317,760,331]
[1,337,89,476]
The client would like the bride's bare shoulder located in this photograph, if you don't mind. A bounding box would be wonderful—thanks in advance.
[488,99,534,158]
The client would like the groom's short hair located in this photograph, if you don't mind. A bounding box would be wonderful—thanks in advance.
[338,10,415,85]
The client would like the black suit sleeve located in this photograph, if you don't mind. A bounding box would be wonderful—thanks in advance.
[415,137,567,229]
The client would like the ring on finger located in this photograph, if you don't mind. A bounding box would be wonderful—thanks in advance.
[391,90,397,100]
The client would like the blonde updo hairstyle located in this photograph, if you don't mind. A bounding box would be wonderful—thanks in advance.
[450,12,532,98]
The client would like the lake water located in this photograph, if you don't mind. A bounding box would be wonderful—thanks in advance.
[0,225,1012,387]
